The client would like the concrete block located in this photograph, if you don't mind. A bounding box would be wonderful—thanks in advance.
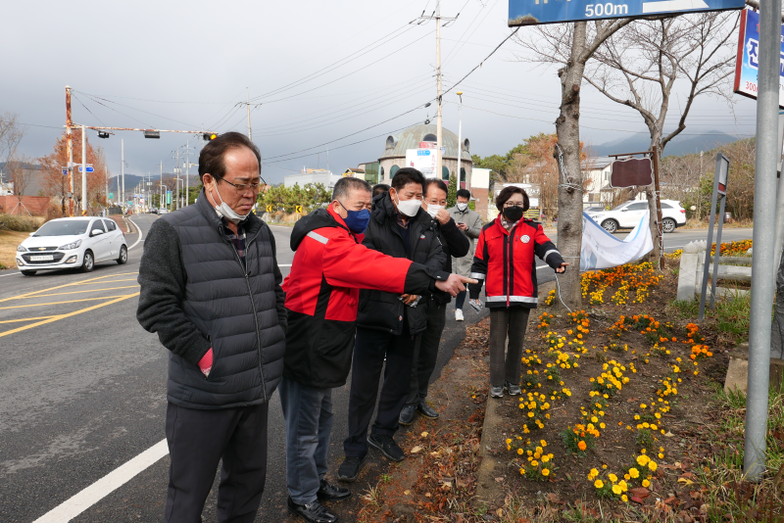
[724,342,784,394]
[677,241,702,301]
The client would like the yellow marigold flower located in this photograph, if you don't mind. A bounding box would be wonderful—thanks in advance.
[622,494,629,502]
[540,440,547,447]
[628,468,639,478]
[612,484,622,495]
[577,440,587,451]
[542,468,550,477]
[642,479,651,488]
[637,455,650,466]
[506,438,512,444]
[517,448,524,455]
[648,461,658,472]
[608,473,617,483]
[594,479,604,489]
[531,460,539,467]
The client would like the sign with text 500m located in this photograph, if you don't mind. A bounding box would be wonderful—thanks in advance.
[509,0,745,26]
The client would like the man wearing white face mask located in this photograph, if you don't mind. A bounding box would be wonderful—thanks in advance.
[448,189,483,321]
[340,168,448,477]
[399,179,469,426]
[137,132,286,522]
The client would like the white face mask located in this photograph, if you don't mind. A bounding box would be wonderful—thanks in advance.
[425,204,444,219]
[210,183,250,224]
[394,192,422,217]
[457,202,468,212]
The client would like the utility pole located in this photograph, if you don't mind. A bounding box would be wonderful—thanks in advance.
[185,142,190,206]
[81,125,87,214]
[457,91,463,188]
[65,86,74,217]
[237,88,262,142]
[415,2,456,182]
[121,139,125,211]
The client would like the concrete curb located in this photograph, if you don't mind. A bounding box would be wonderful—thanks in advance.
[473,279,559,507]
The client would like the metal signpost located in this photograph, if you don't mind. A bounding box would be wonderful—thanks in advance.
[745,0,783,481]
[698,154,730,322]
[508,0,745,26]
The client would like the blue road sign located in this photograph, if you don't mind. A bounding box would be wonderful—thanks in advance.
[509,0,746,26]
[77,166,94,173]
[62,168,68,176]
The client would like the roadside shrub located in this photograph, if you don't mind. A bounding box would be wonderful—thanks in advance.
[0,213,39,232]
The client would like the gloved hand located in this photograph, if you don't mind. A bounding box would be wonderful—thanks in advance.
[198,348,213,377]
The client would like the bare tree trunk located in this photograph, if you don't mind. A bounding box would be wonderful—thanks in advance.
[554,22,588,311]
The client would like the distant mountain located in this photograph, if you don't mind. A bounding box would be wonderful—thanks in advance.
[108,174,199,199]
[589,131,740,158]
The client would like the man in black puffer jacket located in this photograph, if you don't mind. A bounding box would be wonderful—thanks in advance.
[137,132,286,523]
[399,178,470,426]
[340,168,446,478]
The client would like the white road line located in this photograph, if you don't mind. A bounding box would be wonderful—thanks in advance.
[33,439,169,523]
[0,271,19,278]
[126,218,143,251]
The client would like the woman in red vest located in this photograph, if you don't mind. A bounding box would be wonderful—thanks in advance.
[468,186,568,398]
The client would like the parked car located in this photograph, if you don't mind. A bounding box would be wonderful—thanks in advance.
[586,199,686,234]
[15,217,128,276]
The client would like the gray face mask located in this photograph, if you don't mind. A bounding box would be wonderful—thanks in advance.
[211,184,250,224]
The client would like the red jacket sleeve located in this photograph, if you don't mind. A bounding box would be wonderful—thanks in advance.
[322,231,412,294]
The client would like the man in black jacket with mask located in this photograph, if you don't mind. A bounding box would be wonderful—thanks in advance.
[339,168,444,481]
[399,178,470,426]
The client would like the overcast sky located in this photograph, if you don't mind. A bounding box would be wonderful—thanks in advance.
[3,0,758,185]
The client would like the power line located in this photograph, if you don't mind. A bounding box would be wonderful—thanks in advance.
[265,123,415,165]
[264,103,429,162]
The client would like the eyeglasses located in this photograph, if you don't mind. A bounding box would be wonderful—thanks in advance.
[218,177,261,194]
[503,202,525,208]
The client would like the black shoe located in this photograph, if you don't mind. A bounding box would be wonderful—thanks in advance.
[399,404,417,425]
[367,433,405,461]
[337,455,366,483]
[317,479,351,502]
[287,497,339,523]
[417,401,439,419]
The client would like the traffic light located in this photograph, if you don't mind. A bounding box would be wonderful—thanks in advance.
[97,130,110,139]
[144,130,161,139]
[203,132,218,141]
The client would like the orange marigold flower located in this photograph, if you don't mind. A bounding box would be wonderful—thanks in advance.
[577,441,587,451]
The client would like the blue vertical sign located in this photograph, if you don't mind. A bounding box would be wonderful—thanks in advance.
[733,9,784,109]
[509,0,746,26]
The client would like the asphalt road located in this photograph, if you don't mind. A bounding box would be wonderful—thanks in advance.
[0,219,752,523]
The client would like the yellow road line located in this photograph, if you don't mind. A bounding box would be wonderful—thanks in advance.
[0,272,138,303]
[0,292,140,338]
[0,295,138,310]
[0,316,57,324]
[9,285,140,299]
[73,278,139,285]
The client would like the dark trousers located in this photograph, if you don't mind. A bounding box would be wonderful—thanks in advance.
[406,300,447,406]
[165,401,269,523]
[344,324,417,458]
[455,290,467,310]
[279,377,333,505]
[488,307,531,387]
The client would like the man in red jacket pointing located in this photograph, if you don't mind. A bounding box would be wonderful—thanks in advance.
[280,177,471,523]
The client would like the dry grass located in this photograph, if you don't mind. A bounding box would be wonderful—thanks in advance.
[0,230,29,269]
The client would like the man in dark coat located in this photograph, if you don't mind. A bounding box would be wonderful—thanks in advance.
[281,177,470,523]
[399,178,470,426]
[340,168,446,479]
[137,132,286,523]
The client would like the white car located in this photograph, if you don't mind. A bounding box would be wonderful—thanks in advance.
[16,217,128,276]
[586,200,686,234]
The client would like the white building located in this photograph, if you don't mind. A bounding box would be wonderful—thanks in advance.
[284,169,342,190]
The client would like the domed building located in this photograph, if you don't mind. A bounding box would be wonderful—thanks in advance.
[377,124,472,185]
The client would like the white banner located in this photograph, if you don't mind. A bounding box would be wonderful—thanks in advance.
[580,211,653,271]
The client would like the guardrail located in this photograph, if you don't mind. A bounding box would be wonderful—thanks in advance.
[676,240,752,301]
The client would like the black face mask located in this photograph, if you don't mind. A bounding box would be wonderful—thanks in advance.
[503,206,524,222]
